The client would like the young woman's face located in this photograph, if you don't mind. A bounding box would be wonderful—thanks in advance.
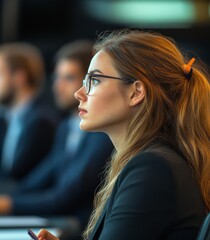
[74,50,132,133]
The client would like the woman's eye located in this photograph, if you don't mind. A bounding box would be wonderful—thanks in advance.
[91,78,100,85]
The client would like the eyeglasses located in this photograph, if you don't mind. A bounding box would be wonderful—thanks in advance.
[83,73,136,95]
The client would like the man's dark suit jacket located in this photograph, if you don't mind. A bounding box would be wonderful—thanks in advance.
[89,146,206,240]
[0,97,56,180]
[10,118,113,227]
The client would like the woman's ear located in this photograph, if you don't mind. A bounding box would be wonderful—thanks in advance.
[129,81,145,107]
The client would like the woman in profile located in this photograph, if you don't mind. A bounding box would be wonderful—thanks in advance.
[38,30,210,240]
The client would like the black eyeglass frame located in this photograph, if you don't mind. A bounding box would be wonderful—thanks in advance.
[83,73,136,95]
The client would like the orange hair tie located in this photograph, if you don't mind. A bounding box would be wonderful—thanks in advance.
[183,57,195,80]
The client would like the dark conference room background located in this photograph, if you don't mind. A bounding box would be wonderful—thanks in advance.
[0,0,209,83]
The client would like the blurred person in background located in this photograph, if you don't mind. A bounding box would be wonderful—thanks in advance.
[0,40,113,234]
[0,43,56,183]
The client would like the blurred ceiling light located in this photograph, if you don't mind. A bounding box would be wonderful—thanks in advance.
[85,0,196,28]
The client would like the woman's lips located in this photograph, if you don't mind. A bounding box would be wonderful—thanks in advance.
[78,107,87,115]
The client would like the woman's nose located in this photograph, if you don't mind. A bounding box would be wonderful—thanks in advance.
[74,86,86,101]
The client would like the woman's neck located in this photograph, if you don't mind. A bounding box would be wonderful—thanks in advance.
[106,123,128,152]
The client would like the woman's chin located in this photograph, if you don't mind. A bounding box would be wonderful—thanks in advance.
[79,121,104,132]
[79,122,94,132]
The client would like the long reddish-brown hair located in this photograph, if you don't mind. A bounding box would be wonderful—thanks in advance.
[84,29,210,239]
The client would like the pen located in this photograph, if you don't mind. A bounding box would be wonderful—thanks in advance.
[27,229,39,240]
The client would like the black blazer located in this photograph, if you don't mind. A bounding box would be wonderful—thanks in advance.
[0,97,57,180]
[89,146,206,240]
[10,119,113,227]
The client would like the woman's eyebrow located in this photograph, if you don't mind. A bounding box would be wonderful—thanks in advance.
[88,69,103,74]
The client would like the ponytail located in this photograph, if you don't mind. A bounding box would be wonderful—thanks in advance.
[176,64,210,210]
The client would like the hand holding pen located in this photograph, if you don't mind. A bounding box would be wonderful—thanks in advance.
[28,229,59,240]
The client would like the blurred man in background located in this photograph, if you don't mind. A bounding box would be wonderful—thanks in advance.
[0,43,56,182]
[0,40,113,235]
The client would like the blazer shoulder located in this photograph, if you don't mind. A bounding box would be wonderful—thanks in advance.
[123,146,187,171]
[117,147,187,189]
[122,148,173,169]
[24,97,57,125]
